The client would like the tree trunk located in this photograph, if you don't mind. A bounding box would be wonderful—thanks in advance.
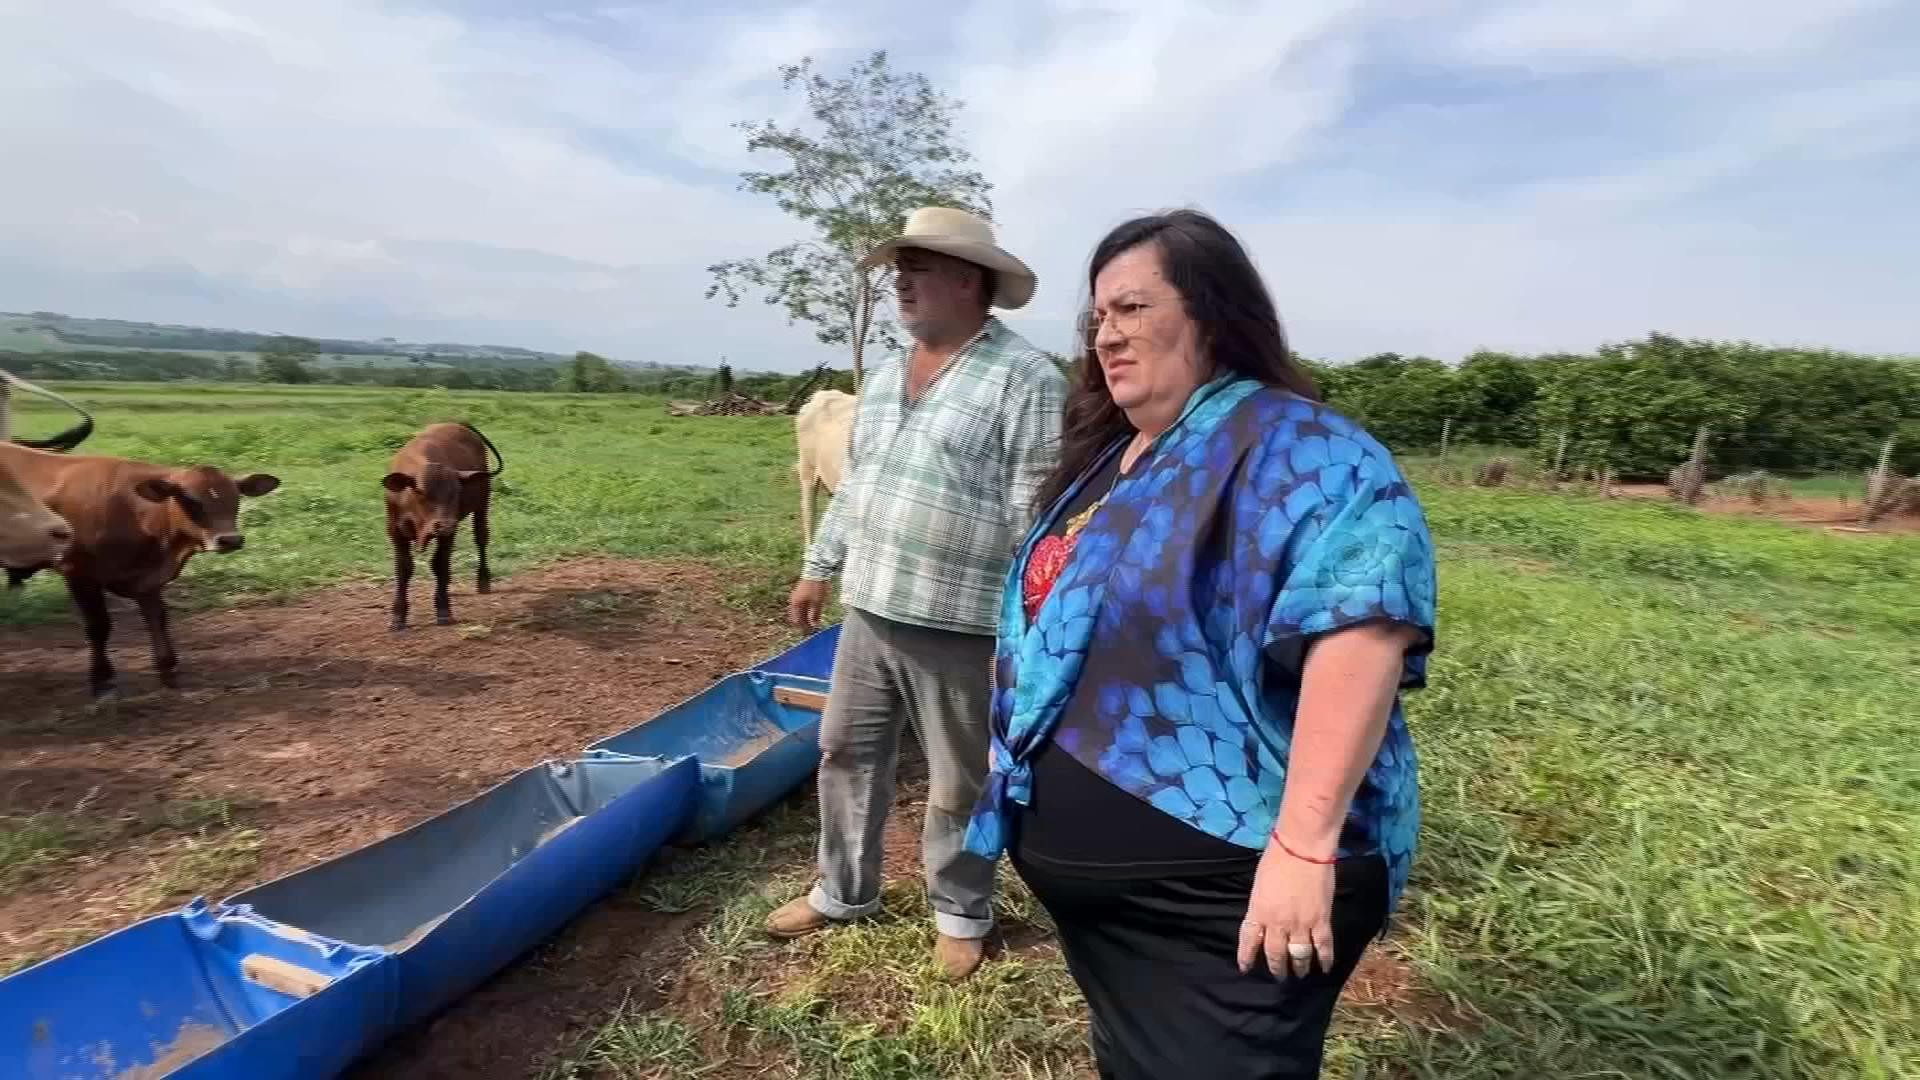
[850,272,872,394]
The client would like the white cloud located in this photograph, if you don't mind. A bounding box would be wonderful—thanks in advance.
[0,0,822,362]
[0,0,1912,371]
[1451,0,1903,66]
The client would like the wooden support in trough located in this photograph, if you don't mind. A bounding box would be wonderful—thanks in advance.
[773,686,829,712]
[241,953,335,998]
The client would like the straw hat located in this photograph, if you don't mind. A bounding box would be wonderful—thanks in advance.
[857,206,1037,310]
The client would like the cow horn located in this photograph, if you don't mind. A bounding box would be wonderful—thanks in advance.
[0,369,95,451]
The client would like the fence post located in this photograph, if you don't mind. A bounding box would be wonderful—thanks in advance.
[1551,431,1568,485]
[1439,417,1452,462]
[1863,437,1898,525]
[1675,427,1710,506]
[0,378,10,443]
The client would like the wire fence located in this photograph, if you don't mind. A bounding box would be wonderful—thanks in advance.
[1402,422,1917,528]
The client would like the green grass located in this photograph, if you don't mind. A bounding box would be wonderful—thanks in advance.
[2,383,813,628]
[8,381,1920,1077]
[0,813,102,893]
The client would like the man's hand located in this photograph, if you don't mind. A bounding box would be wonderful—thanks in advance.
[789,579,829,631]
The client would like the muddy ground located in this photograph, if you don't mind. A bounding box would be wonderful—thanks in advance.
[0,558,788,972]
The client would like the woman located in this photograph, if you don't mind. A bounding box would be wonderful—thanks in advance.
[962,209,1437,1079]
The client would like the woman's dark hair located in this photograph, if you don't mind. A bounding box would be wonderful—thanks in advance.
[1033,208,1320,512]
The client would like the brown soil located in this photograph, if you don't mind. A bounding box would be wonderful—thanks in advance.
[111,1021,227,1079]
[0,557,788,972]
[1611,485,1920,533]
[713,723,786,767]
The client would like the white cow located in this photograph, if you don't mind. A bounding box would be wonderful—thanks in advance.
[794,388,855,550]
[0,374,74,568]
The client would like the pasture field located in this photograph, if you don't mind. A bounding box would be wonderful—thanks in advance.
[2,382,1917,1079]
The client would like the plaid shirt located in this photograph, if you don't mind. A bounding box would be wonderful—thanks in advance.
[802,316,1068,636]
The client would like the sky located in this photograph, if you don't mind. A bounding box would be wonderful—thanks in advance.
[1,0,1915,372]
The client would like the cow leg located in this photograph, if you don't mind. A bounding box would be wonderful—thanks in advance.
[430,533,455,625]
[389,530,414,632]
[472,502,492,596]
[135,590,179,689]
[798,462,815,550]
[65,575,116,699]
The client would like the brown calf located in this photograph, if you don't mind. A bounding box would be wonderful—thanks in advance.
[381,421,503,631]
[0,442,279,699]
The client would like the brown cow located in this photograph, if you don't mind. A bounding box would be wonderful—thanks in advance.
[0,442,279,699]
[381,421,503,631]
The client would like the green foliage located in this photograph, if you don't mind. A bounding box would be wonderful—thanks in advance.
[1310,353,1467,452]
[257,335,318,383]
[705,50,993,375]
[1307,333,1916,478]
[1529,333,1912,477]
[552,350,627,393]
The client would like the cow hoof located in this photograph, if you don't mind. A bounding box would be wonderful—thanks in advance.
[389,620,408,633]
[158,673,180,690]
[435,613,453,626]
[477,582,492,595]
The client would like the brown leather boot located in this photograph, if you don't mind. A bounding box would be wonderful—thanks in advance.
[764,897,833,939]
[935,933,986,980]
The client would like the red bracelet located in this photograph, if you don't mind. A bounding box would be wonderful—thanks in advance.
[1272,833,1337,865]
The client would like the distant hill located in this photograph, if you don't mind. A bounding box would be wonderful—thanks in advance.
[0,310,692,372]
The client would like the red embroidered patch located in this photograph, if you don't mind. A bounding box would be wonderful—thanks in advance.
[1023,533,1075,622]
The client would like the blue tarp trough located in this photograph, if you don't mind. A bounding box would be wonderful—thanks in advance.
[756,622,840,682]
[585,669,830,843]
[222,755,700,1031]
[0,622,843,1077]
[0,902,394,1080]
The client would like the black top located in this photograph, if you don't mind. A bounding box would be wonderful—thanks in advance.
[1012,447,1262,879]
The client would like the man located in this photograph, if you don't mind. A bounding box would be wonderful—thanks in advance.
[768,206,1067,979]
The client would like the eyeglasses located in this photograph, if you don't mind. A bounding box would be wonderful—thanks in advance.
[1075,300,1153,351]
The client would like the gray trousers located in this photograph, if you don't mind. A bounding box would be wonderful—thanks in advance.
[806,606,997,939]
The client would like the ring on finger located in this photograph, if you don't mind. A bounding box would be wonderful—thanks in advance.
[1286,942,1313,961]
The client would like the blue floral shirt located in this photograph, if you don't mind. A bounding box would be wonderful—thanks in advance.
[962,375,1438,916]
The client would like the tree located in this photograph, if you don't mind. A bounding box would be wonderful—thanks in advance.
[555,350,625,393]
[258,335,318,383]
[705,50,993,390]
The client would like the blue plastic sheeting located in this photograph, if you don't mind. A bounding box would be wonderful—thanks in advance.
[222,756,698,1031]
[756,623,841,682]
[586,669,828,842]
[0,901,393,1080]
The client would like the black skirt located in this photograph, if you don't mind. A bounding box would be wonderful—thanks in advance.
[1012,848,1389,1080]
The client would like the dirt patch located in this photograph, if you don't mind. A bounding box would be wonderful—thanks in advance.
[1611,485,1920,534]
[0,557,788,972]
[1343,944,1467,1033]
[108,1021,227,1079]
[713,723,786,768]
